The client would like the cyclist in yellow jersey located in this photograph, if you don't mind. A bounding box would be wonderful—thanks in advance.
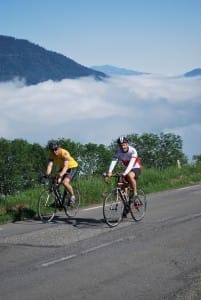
[45,140,78,203]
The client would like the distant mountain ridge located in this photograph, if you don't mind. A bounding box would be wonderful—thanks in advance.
[91,65,201,78]
[183,68,201,77]
[91,64,149,76]
[0,35,200,85]
[0,35,106,85]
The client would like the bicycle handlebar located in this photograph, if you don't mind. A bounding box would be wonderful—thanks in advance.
[102,173,127,185]
[40,174,61,186]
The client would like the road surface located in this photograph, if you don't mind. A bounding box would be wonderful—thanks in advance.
[0,184,201,299]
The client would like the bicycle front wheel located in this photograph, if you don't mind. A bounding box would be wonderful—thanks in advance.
[63,187,80,218]
[103,189,124,227]
[38,190,56,222]
[129,189,147,221]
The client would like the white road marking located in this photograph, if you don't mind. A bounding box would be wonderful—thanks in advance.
[178,186,194,191]
[81,238,123,254]
[158,212,201,224]
[41,238,124,268]
[41,254,77,267]
[83,205,102,211]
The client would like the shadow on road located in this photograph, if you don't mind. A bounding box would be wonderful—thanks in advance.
[49,215,105,229]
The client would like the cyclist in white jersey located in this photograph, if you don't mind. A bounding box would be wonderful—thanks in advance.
[108,136,142,201]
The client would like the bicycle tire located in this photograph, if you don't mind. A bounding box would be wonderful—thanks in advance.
[63,186,80,218]
[129,189,147,221]
[38,189,57,222]
[103,189,124,227]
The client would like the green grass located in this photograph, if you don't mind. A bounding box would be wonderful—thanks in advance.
[0,163,201,224]
[0,188,40,223]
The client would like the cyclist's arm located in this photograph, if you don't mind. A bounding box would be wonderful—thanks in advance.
[108,158,118,175]
[46,160,53,176]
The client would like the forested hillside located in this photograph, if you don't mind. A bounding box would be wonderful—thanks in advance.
[0,35,106,85]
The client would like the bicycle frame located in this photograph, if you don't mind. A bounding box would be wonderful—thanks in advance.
[116,184,130,209]
[102,173,147,227]
[106,173,131,203]
[51,180,66,207]
[38,175,80,222]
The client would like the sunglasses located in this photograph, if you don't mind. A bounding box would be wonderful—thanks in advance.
[53,147,59,151]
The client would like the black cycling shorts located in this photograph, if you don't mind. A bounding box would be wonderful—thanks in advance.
[61,168,78,181]
[132,168,141,180]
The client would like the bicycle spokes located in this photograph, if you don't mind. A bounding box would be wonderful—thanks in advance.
[38,190,56,222]
[103,191,124,227]
[63,187,80,218]
[129,193,147,221]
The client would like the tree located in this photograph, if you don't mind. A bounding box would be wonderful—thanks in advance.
[156,133,187,168]
[0,132,188,196]
[0,138,46,195]
[0,138,12,194]
[78,143,111,176]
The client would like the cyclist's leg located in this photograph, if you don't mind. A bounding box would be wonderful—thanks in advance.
[62,168,80,217]
[126,169,141,198]
[62,168,77,194]
[117,178,130,218]
[125,170,136,197]
[133,168,141,196]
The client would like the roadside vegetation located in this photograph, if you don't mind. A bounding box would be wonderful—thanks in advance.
[0,162,201,224]
[0,134,201,224]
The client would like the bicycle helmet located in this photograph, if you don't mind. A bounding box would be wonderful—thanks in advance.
[117,136,129,144]
[48,140,60,151]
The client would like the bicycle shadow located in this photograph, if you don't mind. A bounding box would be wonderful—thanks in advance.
[49,215,106,229]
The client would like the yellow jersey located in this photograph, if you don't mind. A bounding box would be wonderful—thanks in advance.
[49,148,78,169]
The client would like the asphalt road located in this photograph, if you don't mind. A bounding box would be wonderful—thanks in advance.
[0,184,201,300]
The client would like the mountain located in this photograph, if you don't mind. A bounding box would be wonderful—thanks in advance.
[183,68,201,77]
[0,35,106,85]
[91,65,201,78]
[91,64,149,76]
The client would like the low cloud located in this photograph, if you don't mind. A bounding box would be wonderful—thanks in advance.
[0,74,201,160]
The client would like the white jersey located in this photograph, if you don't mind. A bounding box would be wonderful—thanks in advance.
[109,145,142,175]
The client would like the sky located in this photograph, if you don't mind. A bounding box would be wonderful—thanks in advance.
[1,0,201,74]
[0,0,201,161]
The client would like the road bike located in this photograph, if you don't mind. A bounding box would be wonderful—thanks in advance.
[102,173,147,227]
[38,175,80,222]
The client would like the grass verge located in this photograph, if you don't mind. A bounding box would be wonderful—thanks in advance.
[0,163,201,224]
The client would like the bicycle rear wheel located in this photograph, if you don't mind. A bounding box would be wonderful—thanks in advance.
[63,187,80,217]
[129,189,147,221]
[38,190,56,222]
[103,189,124,227]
